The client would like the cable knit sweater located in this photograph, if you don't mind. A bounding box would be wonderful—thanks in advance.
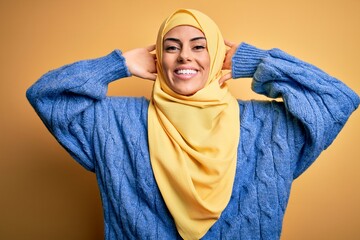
[27,43,359,240]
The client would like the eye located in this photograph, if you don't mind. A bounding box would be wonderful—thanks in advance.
[165,46,180,52]
[193,44,207,52]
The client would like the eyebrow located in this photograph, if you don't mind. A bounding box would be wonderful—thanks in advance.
[164,37,206,44]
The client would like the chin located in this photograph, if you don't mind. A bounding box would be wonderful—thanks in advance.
[166,78,205,96]
[174,86,201,96]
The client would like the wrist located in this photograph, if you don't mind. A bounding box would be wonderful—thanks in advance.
[115,49,132,77]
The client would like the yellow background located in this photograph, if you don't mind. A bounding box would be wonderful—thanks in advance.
[1,0,359,239]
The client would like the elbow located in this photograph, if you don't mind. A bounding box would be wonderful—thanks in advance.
[26,82,48,118]
[339,82,360,113]
[351,91,360,110]
[26,84,38,108]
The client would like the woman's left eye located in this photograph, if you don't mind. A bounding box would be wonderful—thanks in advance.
[193,45,206,50]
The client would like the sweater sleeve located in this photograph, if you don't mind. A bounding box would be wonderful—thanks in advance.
[26,50,131,172]
[232,43,360,179]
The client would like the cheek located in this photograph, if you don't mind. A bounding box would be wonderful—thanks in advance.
[162,55,173,76]
[200,52,210,69]
[161,57,168,72]
[201,57,211,77]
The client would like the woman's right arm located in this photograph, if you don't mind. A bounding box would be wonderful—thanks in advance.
[27,47,156,171]
[26,50,131,171]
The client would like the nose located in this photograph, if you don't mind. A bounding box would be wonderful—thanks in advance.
[177,47,192,62]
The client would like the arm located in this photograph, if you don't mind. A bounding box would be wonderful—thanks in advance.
[27,45,157,172]
[231,43,359,178]
[26,50,131,171]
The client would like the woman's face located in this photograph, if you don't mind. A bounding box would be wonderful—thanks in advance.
[162,25,210,96]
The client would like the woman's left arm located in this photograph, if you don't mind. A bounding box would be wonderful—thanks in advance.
[230,42,359,178]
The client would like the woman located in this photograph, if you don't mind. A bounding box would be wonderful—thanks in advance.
[27,9,359,240]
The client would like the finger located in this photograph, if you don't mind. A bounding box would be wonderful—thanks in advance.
[147,44,156,52]
[145,73,157,81]
[219,72,232,86]
[224,39,236,48]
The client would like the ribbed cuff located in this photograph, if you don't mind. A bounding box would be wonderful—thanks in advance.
[232,43,269,78]
[88,49,132,86]
[113,49,132,78]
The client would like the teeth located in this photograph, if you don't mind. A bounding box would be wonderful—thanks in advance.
[176,69,197,75]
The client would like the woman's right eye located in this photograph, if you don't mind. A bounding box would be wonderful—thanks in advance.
[165,46,179,52]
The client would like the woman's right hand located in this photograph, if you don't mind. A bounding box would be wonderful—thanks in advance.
[123,45,157,80]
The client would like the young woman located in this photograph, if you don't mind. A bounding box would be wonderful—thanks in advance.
[27,9,359,240]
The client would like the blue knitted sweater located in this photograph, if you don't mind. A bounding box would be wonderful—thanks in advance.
[27,43,359,240]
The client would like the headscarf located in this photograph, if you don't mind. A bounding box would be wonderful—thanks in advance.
[148,9,240,240]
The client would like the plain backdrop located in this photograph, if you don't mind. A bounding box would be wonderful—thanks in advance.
[1,0,359,239]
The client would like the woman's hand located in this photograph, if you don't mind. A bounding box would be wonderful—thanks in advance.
[123,45,157,80]
[219,40,238,86]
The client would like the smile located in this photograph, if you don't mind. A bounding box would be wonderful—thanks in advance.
[174,68,198,80]
[175,69,198,75]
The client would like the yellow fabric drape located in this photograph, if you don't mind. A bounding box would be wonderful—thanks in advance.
[148,9,240,240]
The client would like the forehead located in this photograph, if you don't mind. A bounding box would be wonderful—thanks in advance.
[164,25,205,39]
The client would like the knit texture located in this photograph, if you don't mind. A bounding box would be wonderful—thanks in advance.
[27,43,359,239]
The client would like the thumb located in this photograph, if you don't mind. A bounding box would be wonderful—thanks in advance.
[143,72,157,81]
[219,72,232,86]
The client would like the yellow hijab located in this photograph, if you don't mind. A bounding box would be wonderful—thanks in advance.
[148,9,240,240]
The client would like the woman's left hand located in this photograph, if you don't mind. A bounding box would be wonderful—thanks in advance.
[219,40,238,86]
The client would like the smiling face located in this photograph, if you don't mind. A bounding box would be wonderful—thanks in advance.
[161,25,210,96]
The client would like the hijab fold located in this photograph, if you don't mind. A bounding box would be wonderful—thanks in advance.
[148,9,240,240]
